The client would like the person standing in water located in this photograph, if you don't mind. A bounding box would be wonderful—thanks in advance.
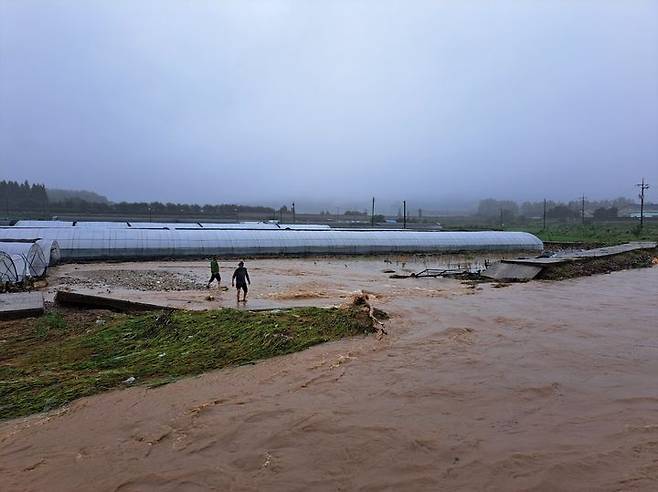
[232,261,251,302]
[207,256,221,288]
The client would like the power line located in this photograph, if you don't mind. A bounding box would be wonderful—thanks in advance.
[636,178,650,229]
[371,197,375,227]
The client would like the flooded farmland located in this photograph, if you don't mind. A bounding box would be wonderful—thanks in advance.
[1,258,657,490]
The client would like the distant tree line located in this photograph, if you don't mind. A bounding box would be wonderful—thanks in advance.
[0,180,48,211]
[477,197,639,222]
[47,188,109,204]
[1,179,275,216]
[317,209,367,217]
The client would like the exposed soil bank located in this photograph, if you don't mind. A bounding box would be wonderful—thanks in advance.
[0,302,378,420]
[538,248,657,280]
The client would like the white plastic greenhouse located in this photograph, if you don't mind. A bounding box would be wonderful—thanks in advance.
[13,220,330,230]
[0,242,49,278]
[37,239,61,266]
[0,251,17,284]
[0,226,543,261]
[10,254,27,281]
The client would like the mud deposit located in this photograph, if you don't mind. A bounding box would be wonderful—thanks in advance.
[59,269,205,291]
[1,260,657,491]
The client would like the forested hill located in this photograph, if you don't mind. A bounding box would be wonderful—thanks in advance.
[0,180,48,209]
[47,188,109,204]
[0,179,275,216]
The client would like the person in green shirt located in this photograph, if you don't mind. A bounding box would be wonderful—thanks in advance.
[207,256,221,288]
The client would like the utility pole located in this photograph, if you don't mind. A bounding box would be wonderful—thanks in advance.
[403,200,407,229]
[500,208,504,229]
[581,194,586,225]
[336,207,339,224]
[371,197,375,227]
[292,202,296,224]
[636,178,650,229]
[543,198,547,231]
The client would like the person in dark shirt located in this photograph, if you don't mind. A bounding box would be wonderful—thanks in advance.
[232,261,251,302]
[207,256,221,288]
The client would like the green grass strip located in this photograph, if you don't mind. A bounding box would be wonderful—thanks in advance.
[0,306,375,420]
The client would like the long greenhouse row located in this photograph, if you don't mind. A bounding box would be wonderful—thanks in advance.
[0,224,543,261]
[13,220,331,230]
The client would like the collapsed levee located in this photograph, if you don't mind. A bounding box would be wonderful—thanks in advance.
[54,290,178,312]
[0,297,383,420]
[481,242,657,282]
[536,248,657,280]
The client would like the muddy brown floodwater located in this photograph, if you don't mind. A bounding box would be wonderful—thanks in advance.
[1,258,657,491]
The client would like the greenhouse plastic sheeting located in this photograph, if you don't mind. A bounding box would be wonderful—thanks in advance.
[0,227,543,261]
[10,254,28,281]
[14,220,330,230]
[0,242,48,277]
[37,239,61,266]
[0,251,17,284]
[14,220,74,228]
[199,223,331,230]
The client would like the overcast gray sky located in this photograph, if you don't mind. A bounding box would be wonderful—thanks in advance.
[1,1,656,210]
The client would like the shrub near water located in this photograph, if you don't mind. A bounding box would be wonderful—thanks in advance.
[0,306,376,420]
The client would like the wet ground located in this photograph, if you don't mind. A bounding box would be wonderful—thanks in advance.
[43,253,509,310]
[1,258,657,491]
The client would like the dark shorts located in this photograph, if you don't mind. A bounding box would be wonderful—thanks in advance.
[209,273,221,282]
[236,282,248,293]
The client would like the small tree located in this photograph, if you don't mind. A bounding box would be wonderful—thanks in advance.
[593,206,618,220]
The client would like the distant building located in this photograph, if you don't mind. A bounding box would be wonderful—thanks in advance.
[629,211,658,219]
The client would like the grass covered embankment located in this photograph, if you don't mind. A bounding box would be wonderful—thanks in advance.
[0,305,378,420]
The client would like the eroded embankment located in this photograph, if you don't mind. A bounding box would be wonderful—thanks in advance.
[537,248,657,280]
[0,299,381,420]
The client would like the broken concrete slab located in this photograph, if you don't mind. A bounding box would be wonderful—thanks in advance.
[0,292,45,320]
[567,241,656,258]
[481,262,543,281]
[503,242,657,267]
[55,290,178,312]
